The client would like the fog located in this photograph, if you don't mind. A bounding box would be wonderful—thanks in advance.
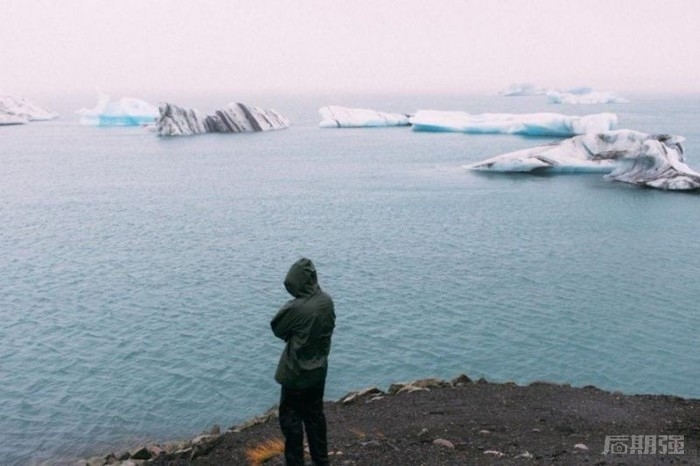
[2,0,699,99]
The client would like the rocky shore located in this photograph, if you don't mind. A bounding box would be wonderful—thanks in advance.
[75,375,699,466]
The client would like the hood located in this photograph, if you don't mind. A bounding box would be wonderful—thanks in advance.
[284,258,320,298]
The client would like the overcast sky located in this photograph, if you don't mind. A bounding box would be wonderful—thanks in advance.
[2,0,699,97]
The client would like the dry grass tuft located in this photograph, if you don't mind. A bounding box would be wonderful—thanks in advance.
[349,427,366,439]
[245,438,285,466]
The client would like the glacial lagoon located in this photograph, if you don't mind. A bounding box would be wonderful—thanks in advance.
[2,92,699,464]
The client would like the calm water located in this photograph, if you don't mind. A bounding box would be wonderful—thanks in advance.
[2,93,699,465]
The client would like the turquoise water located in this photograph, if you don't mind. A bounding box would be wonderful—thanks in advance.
[2,93,699,465]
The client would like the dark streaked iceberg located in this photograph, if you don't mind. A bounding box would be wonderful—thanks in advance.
[157,103,207,135]
[319,106,410,128]
[410,111,616,137]
[464,130,700,191]
[604,135,700,190]
[157,102,290,137]
[0,94,58,125]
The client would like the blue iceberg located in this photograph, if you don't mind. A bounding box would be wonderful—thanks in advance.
[318,106,410,128]
[77,93,159,126]
[409,111,617,137]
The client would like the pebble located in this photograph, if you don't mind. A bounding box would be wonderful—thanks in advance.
[339,387,385,404]
[432,438,455,449]
[574,443,589,451]
[484,450,505,457]
[191,434,213,445]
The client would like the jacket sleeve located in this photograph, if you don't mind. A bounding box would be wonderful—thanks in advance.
[270,301,297,341]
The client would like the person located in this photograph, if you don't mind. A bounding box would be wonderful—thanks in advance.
[271,258,336,466]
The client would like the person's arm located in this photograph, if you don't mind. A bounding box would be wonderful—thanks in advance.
[271,302,297,341]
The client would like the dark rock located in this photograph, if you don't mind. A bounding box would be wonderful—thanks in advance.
[451,374,473,385]
[339,386,385,404]
[130,446,152,460]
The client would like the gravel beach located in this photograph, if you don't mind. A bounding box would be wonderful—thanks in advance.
[116,376,700,466]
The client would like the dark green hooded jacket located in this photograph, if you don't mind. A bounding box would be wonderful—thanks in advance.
[271,258,335,389]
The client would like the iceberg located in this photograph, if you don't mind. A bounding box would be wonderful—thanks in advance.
[318,106,410,128]
[156,102,290,137]
[76,93,159,126]
[464,130,700,190]
[605,135,700,190]
[0,113,27,126]
[0,94,58,124]
[500,83,547,96]
[547,89,628,104]
[409,111,617,137]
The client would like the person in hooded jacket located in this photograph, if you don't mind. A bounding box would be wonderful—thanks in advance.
[271,258,336,466]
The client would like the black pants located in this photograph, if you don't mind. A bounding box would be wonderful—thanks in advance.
[279,380,329,466]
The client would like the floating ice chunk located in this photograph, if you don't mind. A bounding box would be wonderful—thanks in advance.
[0,113,27,126]
[318,106,410,128]
[465,130,700,190]
[410,111,617,137]
[157,102,290,137]
[605,135,700,190]
[76,93,159,126]
[0,94,58,124]
[500,83,547,96]
[157,103,207,136]
[547,89,628,104]
[464,132,626,173]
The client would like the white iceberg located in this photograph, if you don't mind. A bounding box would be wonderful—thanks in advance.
[157,102,290,137]
[76,93,159,126]
[318,106,410,128]
[500,83,547,96]
[464,130,700,190]
[0,113,27,126]
[0,94,58,124]
[409,111,617,137]
[547,89,628,104]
